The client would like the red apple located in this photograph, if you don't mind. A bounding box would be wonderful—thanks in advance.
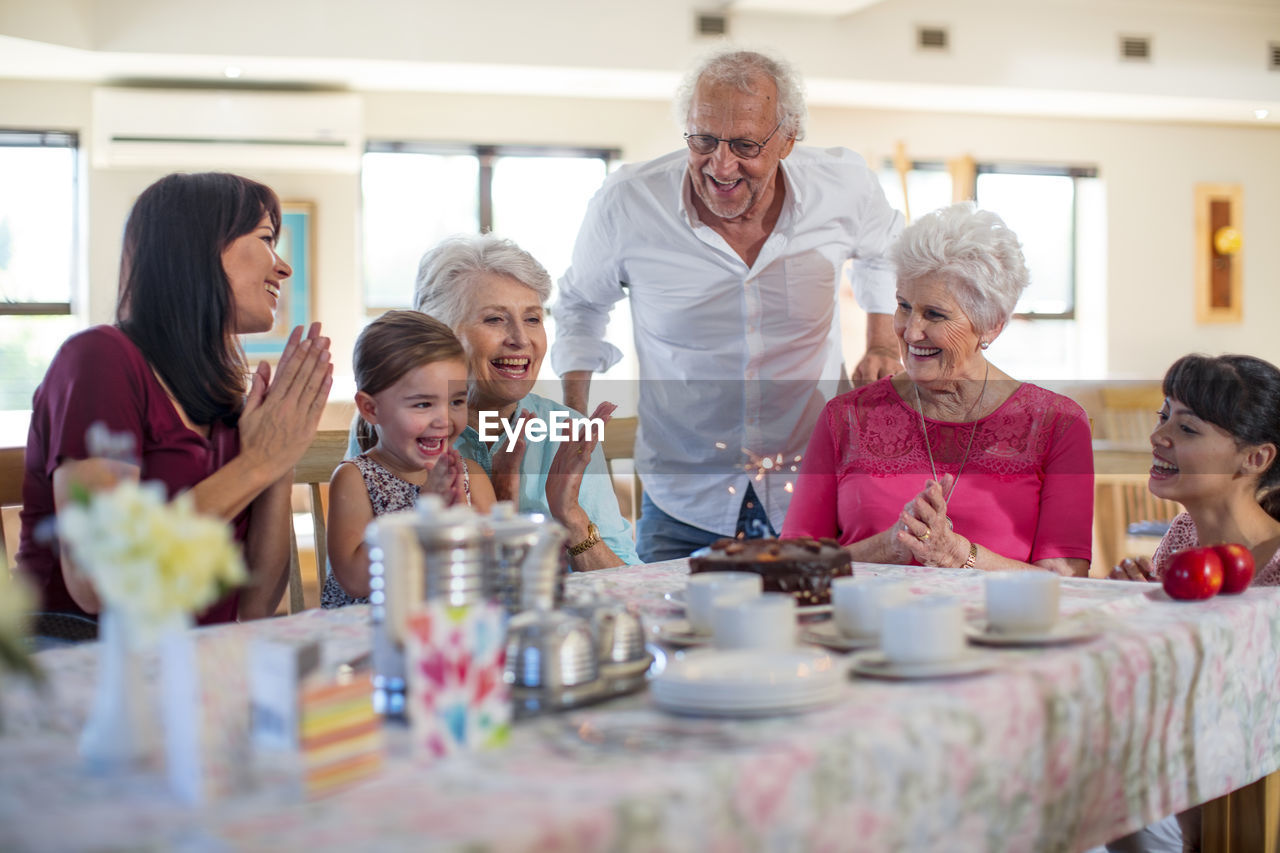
[1213,543,1255,594]
[1163,546,1224,600]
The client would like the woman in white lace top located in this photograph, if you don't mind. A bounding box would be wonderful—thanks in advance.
[1111,354,1280,586]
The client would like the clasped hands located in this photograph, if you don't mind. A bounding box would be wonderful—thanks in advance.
[892,473,971,568]
[422,448,469,507]
[238,323,334,482]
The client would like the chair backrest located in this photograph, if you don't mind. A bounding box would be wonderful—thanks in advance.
[601,416,642,526]
[287,429,349,613]
[1,446,24,573]
[1098,384,1163,445]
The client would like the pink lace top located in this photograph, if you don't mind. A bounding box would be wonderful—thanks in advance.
[781,377,1094,565]
[1152,513,1280,586]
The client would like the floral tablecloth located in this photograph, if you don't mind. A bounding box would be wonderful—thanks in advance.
[3,561,1279,852]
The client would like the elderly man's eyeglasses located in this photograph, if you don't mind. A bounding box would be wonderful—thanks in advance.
[683,120,783,159]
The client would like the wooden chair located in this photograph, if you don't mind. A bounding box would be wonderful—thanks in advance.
[602,416,642,526]
[1092,384,1181,572]
[1098,384,1164,444]
[287,429,349,613]
[1,446,23,573]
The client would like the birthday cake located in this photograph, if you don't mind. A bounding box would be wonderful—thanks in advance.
[688,537,852,606]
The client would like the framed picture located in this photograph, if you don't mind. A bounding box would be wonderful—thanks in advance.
[243,201,314,358]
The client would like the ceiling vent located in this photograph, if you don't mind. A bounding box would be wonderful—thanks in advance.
[1120,35,1151,61]
[1270,42,1280,71]
[917,26,949,51]
[697,13,728,37]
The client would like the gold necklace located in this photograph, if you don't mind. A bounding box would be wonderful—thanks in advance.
[913,362,989,508]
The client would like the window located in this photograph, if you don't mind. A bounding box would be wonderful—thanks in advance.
[0,131,80,413]
[362,143,616,311]
[361,143,623,386]
[878,159,1104,379]
[878,160,1098,320]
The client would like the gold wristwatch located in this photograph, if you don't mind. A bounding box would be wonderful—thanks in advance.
[567,522,601,557]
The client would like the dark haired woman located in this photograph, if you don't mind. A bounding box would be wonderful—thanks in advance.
[1112,354,1280,585]
[17,172,333,623]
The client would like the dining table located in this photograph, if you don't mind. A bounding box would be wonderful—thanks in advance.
[2,559,1279,852]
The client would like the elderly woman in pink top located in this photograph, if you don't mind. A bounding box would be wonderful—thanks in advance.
[782,203,1093,576]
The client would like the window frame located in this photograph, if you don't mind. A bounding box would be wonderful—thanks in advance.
[362,140,619,316]
[0,129,80,318]
[884,158,1098,322]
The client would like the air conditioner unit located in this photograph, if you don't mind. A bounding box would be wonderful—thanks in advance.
[92,88,364,173]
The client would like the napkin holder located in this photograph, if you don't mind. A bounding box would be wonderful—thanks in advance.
[249,638,384,798]
[249,639,321,751]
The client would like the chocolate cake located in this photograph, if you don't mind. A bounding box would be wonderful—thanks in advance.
[688,537,852,606]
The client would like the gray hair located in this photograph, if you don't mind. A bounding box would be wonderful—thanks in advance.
[891,203,1029,337]
[673,48,807,141]
[413,233,553,329]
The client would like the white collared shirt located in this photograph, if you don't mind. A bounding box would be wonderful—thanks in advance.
[551,146,903,535]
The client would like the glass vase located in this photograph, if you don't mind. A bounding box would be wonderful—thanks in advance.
[78,608,152,773]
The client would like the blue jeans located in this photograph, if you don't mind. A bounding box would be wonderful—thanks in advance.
[636,484,777,563]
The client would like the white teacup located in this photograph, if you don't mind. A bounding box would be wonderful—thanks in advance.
[831,576,911,640]
[685,572,762,635]
[880,596,965,665]
[985,571,1060,634]
[712,592,796,651]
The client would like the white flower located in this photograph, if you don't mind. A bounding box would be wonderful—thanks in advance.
[58,481,247,645]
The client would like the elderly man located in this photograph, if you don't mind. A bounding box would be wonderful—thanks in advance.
[551,48,903,562]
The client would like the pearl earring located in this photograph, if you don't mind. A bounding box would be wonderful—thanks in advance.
[979,340,990,350]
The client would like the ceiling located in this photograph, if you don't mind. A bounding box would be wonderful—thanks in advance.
[1,0,1277,125]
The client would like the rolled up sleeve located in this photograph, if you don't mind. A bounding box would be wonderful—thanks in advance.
[847,172,904,316]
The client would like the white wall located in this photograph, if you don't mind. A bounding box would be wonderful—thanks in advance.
[3,76,1278,388]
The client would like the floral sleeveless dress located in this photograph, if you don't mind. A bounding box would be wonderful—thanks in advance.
[320,453,470,608]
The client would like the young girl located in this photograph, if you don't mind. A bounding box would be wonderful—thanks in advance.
[1112,353,1280,585]
[322,311,494,608]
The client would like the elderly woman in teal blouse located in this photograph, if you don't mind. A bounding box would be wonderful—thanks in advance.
[348,234,638,569]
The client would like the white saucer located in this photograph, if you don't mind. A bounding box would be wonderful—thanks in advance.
[848,650,997,681]
[799,621,878,653]
[653,619,711,647]
[965,621,1101,648]
[668,588,832,617]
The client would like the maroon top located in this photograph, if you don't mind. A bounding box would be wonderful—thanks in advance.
[17,325,249,624]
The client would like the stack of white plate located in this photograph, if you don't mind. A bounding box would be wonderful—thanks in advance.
[650,648,843,717]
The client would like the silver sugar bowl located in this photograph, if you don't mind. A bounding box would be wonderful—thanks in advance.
[566,597,653,696]
[503,610,607,717]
